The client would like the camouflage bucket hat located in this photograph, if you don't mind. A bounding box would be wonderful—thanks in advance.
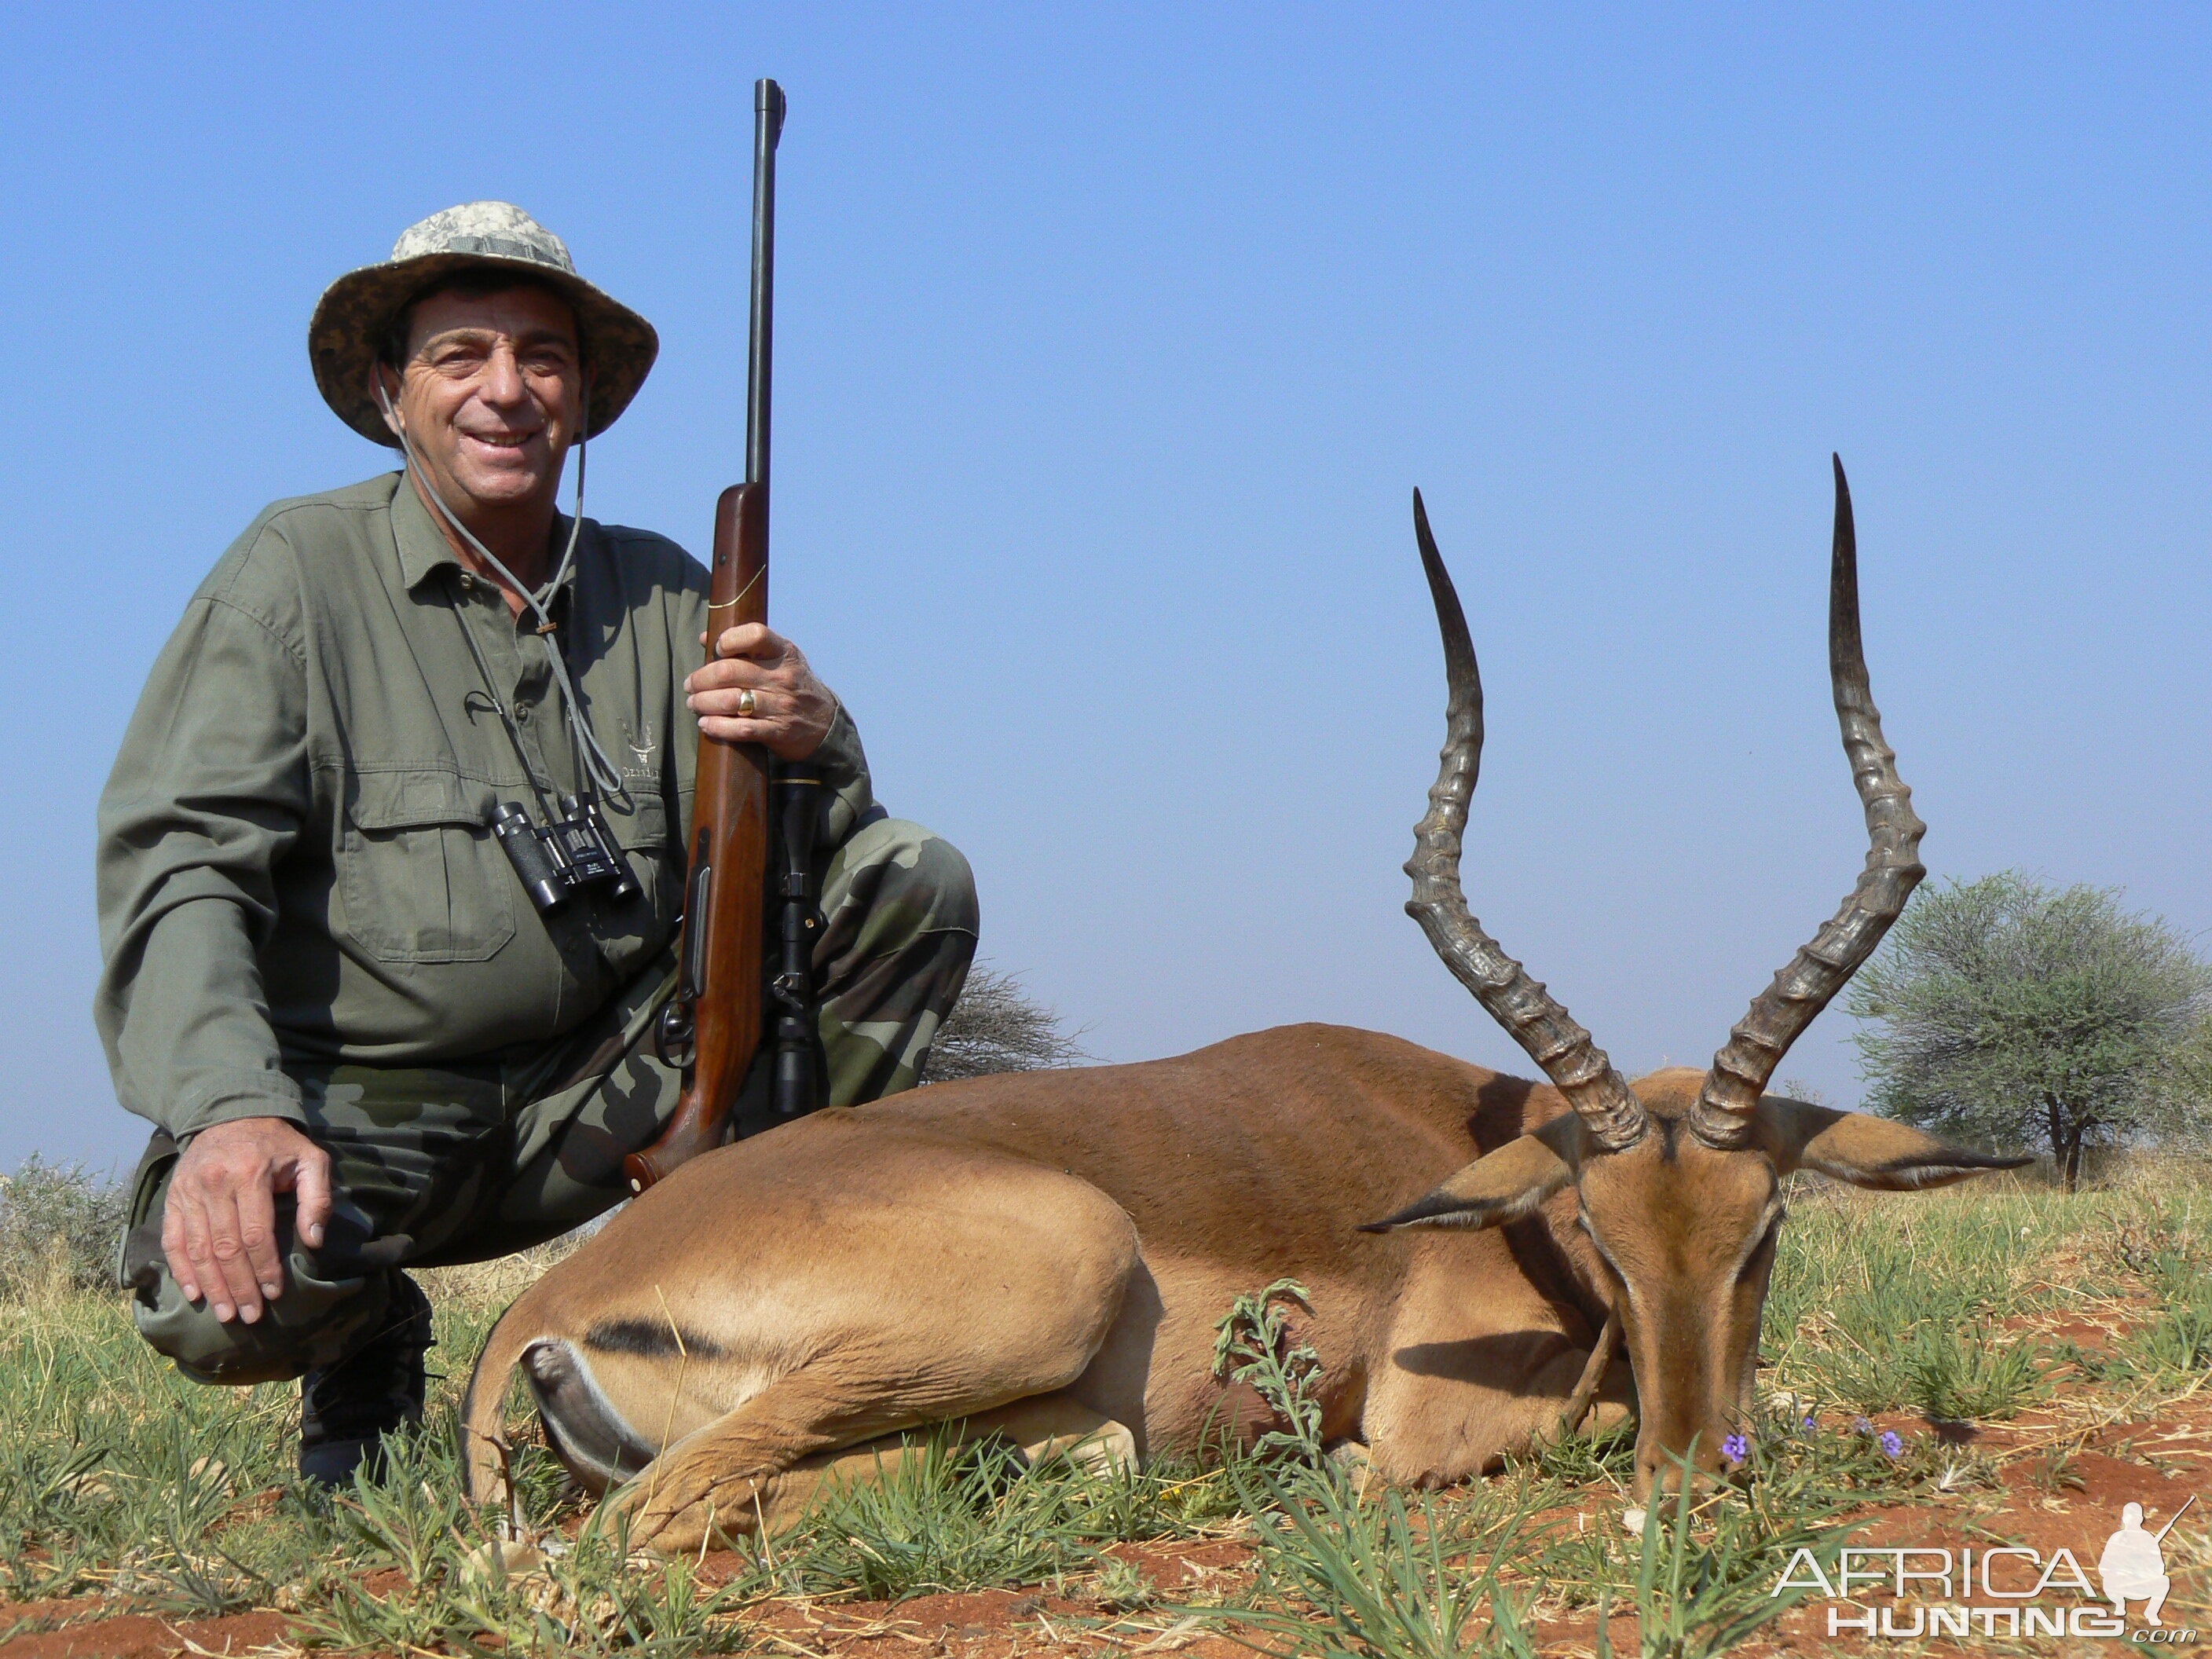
[309,201,659,448]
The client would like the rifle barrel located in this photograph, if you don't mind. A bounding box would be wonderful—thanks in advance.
[2155,1493,2196,1542]
[748,78,785,489]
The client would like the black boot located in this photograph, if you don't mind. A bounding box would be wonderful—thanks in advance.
[298,1273,434,1488]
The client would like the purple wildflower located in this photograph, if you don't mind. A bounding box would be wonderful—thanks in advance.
[1802,1414,1818,1431]
[1879,1430,1905,1459]
[1853,1417,1873,1435]
[1722,1433,1750,1462]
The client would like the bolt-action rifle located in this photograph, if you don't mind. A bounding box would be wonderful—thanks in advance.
[624,78,825,1194]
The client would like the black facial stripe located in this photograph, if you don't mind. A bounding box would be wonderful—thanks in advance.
[583,1317,728,1361]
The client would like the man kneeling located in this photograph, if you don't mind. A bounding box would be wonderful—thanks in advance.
[95,203,976,1484]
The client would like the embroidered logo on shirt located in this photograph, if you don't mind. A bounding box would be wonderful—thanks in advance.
[621,719,658,779]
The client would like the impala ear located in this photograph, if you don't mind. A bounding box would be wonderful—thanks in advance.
[1360,1119,1578,1232]
[1760,1100,2033,1191]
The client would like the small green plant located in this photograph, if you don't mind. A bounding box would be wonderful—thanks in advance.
[2023,1439,2088,1494]
[2050,1335,2114,1383]
[1899,1321,2049,1421]
[2126,1302,2212,1378]
[1092,1553,1155,1611]
[313,1523,749,1657]
[1512,1416,1638,1488]
[1210,1278,1326,1463]
[1760,1411,1931,1497]
[1591,1451,1853,1659]
[1196,1466,1536,1659]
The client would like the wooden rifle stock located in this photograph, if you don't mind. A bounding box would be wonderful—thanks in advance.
[623,484,771,1192]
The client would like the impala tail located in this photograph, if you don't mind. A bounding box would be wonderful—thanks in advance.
[460,1298,544,1508]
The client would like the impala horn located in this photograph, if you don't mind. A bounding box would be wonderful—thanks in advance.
[1406,490,1648,1152]
[1685,456,1927,1149]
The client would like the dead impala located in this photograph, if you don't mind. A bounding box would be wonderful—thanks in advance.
[463,457,2023,1548]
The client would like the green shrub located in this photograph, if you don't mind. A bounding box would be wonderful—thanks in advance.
[0,1157,127,1296]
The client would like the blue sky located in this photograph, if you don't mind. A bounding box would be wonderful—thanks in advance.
[5,4,2210,1170]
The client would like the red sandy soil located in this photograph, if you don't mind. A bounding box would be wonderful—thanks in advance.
[0,1610,295,1658]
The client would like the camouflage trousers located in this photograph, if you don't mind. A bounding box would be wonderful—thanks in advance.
[121,815,976,1386]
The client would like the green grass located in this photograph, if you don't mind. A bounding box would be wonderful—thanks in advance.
[1199,1465,1541,1658]
[748,1434,1241,1603]
[303,1430,751,1658]
[2111,1242,2212,1383]
[1760,1178,2056,1415]
[1752,1167,2212,1422]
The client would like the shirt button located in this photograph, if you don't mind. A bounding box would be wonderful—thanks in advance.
[515,704,532,723]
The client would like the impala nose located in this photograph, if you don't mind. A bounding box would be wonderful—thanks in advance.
[1635,1436,1738,1501]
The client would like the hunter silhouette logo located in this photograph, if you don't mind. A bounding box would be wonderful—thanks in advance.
[2103,1497,2192,1627]
[1773,1496,2200,1643]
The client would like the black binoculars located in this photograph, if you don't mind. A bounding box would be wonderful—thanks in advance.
[493,795,641,914]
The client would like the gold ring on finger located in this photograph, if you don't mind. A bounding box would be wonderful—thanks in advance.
[737,688,757,717]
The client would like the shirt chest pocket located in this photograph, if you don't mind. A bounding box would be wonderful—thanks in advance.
[601,788,671,870]
[339,770,517,965]
[587,788,676,976]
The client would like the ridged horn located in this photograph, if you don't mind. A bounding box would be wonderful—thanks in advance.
[1686,456,1927,1149]
[1405,489,1648,1152]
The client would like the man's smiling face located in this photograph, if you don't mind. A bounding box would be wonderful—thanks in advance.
[382,284,583,518]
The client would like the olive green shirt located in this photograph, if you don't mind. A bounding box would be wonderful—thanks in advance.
[96,473,874,1141]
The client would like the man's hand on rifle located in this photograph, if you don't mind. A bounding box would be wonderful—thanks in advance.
[687,622,836,759]
[163,1117,333,1324]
